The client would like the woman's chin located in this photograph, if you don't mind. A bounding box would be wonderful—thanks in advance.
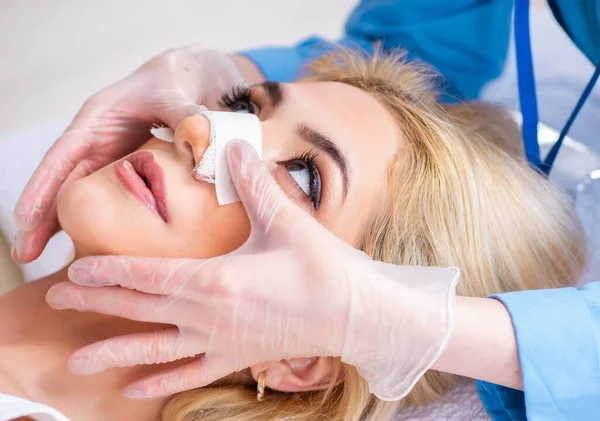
[58,176,121,256]
[57,171,164,257]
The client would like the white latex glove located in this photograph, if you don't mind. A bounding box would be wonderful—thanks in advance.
[46,141,459,401]
[12,46,245,263]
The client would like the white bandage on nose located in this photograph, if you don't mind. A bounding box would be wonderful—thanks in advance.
[192,110,262,205]
[150,111,263,206]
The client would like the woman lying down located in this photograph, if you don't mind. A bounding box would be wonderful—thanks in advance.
[0,48,586,421]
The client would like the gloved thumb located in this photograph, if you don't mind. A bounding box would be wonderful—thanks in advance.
[143,83,208,129]
[227,141,295,234]
[157,102,208,131]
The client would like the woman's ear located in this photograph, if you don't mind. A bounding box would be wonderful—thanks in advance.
[250,357,344,392]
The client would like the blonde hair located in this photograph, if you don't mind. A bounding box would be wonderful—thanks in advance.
[163,49,586,421]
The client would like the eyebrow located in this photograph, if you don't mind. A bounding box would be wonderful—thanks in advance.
[259,81,283,108]
[296,124,350,198]
[257,81,351,199]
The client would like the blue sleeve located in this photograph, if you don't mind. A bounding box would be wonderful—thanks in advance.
[476,282,600,421]
[241,0,513,101]
[241,36,372,83]
[548,0,600,64]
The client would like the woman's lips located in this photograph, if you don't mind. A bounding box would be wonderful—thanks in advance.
[115,151,168,222]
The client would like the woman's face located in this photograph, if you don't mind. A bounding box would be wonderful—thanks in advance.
[57,81,400,258]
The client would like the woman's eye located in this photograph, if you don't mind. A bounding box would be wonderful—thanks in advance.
[219,86,259,115]
[229,101,256,114]
[287,163,310,196]
[283,156,321,210]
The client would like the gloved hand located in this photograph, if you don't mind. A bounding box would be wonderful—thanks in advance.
[46,141,460,401]
[12,46,246,262]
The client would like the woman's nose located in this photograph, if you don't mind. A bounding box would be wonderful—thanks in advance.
[173,115,211,169]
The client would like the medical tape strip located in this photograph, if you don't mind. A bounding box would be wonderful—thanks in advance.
[150,110,263,206]
[150,125,175,142]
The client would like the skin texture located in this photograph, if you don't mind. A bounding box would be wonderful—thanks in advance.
[0,80,399,420]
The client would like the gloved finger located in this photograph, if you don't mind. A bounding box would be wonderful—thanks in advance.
[13,127,93,232]
[124,355,239,398]
[45,282,179,325]
[11,204,58,264]
[147,89,207,129]
[227,141,301,235]
[67,328,205,375]
[14,158,106,263]
[67,255,203,294]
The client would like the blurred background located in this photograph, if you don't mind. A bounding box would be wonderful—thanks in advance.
[1,0,596,147]
[0,0,599,285]
[0,0,353,136]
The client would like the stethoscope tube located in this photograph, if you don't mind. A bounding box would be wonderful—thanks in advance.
[514,0,600,175]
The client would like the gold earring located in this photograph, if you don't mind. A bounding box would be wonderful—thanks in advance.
[257,372,267,402]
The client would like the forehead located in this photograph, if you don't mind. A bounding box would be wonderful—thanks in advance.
[282,80,399,161]
[283,80,400,241]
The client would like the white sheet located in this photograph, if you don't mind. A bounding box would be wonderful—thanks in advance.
[396,383,490,421]
[0,393,70,421]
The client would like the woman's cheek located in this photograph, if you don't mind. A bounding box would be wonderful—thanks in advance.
[57,169,138,256]
[205,204,251,256]
[168,193,251,259]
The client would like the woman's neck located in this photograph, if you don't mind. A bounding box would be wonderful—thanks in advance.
[0,267,170,421]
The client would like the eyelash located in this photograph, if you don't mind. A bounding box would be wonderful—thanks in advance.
[220,85,322,210]
[219,85,256,114]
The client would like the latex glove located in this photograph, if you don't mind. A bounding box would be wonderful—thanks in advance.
[46,141,459,401]
[12,46,245,262]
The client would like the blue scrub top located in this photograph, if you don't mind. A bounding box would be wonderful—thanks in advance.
[241,1,600,419]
